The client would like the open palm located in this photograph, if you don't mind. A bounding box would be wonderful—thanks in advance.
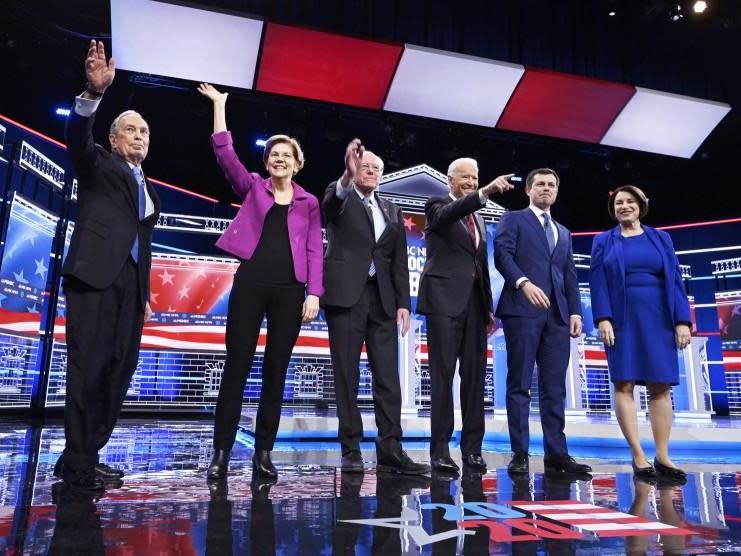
[85,40,115,92]
[197,83,228,104]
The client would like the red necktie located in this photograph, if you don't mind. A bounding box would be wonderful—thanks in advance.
[466,214,478,248]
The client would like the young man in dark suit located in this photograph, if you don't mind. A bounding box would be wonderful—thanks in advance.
[55,41,161,490]
[494,168,591,477]
[417,159,514,475]
[323,138,428,476]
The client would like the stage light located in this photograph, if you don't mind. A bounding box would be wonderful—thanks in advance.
[693,1,707,13]
[55,107,71,117]
[670,3,684,20]
[255,138,267,147]
[608,11,616,16]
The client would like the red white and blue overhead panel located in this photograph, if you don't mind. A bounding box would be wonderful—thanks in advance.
[600,87,732,158]
[384,45,524,127]
[256,23,403,109]
[496,68,636,143]
[111,0,263,90]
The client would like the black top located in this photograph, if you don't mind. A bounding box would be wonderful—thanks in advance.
[240,203,299,285]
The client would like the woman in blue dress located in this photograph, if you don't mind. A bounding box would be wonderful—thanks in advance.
[589,185,692,481]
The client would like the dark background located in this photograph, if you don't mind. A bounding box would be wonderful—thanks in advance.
[2,0,740,229]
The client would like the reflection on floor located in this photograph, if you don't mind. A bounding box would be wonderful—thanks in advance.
[1,418,741,554]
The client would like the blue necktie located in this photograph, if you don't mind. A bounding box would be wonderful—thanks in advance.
[130,166,146,263]
[362,196,376,277]
[543,213,556,254]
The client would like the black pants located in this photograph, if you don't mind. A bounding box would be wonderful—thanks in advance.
[325,280,403,458]
[213,266,304,451]
[426,287,487,458]
[62,258,144,472]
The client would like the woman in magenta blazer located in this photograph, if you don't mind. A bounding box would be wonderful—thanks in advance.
[198,83,323,481]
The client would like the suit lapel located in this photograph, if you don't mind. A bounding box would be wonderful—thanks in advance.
[524,209,551,257]
[352,193,375,242]
[113,154,140,215]
[610,226,625,280]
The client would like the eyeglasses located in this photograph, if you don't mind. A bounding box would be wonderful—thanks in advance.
[360,163,382,174]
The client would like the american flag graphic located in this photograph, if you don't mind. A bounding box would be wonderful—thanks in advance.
[510,499,695,538]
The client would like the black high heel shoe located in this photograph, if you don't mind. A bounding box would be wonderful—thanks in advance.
[653,458,687,481]
[207,449,231,480]
[632,459,658,479]
[252,450,278,479]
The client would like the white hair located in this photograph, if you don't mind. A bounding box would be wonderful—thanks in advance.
[363,150,384,174]
[109,110,145,135]
[447,157,478,177]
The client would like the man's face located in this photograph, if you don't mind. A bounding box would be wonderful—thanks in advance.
[109,113,150,165]
[526,173,559,210]
[355,152,383,194]
[448,161,479,199]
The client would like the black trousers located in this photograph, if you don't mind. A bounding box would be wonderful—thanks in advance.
[213,266,304,451]
[325,279,403,458]
[62,258,144,472]
[426,286,487,458]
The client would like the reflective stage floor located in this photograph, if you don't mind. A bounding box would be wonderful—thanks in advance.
[2,418,741,554]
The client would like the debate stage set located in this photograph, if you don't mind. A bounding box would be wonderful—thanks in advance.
[2,0,741,554]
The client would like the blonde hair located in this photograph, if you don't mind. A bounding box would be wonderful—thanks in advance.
[262,135,305,174]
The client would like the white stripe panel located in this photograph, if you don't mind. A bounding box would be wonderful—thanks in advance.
[541,511,634,521]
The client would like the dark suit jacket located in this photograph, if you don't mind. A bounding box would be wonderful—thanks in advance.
[63,109,161,309]
[589,225,691,328]
[322,182,410,318]
[417,193,494,318]
[494,208,580,324]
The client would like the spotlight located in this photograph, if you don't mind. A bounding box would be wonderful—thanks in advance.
[693,1,707,13]
[670,4,684,21]
[255,138,267,147]
[608,11,616,16]
[55,107,71,117]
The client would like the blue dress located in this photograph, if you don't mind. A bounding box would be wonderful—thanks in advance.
[606,232,679,385]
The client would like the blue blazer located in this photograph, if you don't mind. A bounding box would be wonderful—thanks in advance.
[494,208,581,324]
[589,225,691,328]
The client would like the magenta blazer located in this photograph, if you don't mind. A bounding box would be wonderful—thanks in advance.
[211,131,324,297]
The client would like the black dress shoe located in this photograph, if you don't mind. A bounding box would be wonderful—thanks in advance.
[207,449,231,480]
[252,450,278,479]
[95,463,124,479]
[62,466,105,491]
[507,452,529,474]
[377,449,431,476]
[632,460,657,479]
[544,454,592,475]
[341,451,365,473]
[462,454,487,471]
[653,458,686,481]
[430,455,460,474]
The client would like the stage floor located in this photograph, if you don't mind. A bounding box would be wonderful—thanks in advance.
[2,418,741,554]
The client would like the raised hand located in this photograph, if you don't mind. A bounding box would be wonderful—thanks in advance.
[197,83,228,105]
[341,138,364,185]
[85,40,115,93]
[480,173,515,197]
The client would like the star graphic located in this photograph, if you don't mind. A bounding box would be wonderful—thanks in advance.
[27,303,39,313]
[177,285,190,300]
[34,258,48,280]
[0,293,6,307]
[195,269,207,278]
[159,269,175,285]
[14,269,28,284]
[403,216,415,231]
[150,292,159,304]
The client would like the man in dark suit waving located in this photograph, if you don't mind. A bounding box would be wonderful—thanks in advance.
[417,158,513,475]
[494,168,590,476]
[55,41,161,490]
[323,138,428,476]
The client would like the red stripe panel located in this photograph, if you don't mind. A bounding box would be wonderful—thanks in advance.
[497,68,635,143]
[256,23,402,109]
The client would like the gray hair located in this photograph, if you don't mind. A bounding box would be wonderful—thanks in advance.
[363,150,384,174]
[109,110,145,135]
[447,157,478,177]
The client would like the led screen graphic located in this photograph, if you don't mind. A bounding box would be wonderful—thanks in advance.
[717,291,741,413]
[0,194,58,407]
